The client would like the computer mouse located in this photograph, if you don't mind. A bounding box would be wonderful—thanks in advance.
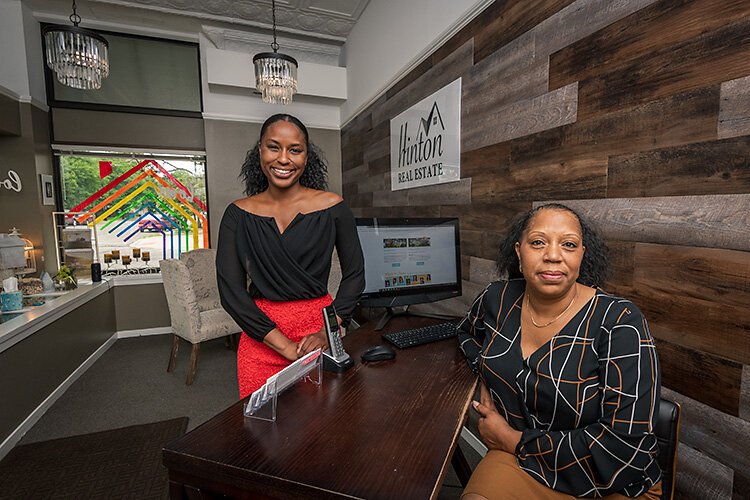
[361,344,396,362]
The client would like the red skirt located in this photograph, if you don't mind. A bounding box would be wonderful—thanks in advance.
[237,294,332,398]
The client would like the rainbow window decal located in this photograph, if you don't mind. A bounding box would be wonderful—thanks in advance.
[59,155,207,272]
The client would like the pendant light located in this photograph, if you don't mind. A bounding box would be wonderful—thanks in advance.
[252,0,298,104]
[43,0,110,90]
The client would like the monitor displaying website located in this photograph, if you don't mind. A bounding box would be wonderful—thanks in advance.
[356,219,459,295]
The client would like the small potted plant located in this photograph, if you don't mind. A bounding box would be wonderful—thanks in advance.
[54,265,78,290]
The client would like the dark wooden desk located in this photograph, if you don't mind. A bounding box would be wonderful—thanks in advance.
[163,316,477,500]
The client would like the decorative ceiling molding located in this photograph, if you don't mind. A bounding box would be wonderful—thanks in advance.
[89,0,371,42]
[202,26,340,65]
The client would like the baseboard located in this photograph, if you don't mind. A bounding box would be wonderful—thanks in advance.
[117,326,172,338]
[460,426,488,457]
[0,332,118,461]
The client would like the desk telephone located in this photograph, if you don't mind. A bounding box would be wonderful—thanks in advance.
[322,305,354,372]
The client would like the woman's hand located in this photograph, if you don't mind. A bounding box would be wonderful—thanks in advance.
[297,327,329,356]
[263,328,299,361]
[473,383,523,454]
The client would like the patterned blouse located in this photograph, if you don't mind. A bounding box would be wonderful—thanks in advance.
[458,279,661,498]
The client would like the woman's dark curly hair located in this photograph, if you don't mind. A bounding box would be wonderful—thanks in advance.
[496,203,609,287]
[240,113,328,196]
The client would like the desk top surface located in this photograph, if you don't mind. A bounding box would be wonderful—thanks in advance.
[163,315,477,500]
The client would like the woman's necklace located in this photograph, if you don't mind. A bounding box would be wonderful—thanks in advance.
[526,286,578,328]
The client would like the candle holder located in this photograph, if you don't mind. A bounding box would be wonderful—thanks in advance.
[103,252,112,270]
[122,255,131,269]
[132,247,141,262]
[142,251,151,266]
[110,249,120,267]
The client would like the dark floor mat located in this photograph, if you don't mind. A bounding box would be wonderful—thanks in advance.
[0,417,189,500]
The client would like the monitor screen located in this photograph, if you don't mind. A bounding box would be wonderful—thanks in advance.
[355,217,462,308]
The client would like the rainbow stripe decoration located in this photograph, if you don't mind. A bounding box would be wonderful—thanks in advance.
[70,160,207,260]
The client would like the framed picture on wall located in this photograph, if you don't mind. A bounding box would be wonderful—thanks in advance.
[40,174,55,206]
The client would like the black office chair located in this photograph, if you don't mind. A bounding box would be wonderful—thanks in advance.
[655,398,681,500]
[452,398,681,499]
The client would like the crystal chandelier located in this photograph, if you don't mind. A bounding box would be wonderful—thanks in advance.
[253,0,298,105]
[43,0,110,90]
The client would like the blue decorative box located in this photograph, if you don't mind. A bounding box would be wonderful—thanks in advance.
[0,291,23,312]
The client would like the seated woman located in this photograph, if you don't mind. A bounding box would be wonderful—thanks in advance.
[458,203,661,500]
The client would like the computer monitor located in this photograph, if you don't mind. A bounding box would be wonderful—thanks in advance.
[355,217,462,327]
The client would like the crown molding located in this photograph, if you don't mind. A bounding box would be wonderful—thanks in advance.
[0,84,49,113]
[202,26,340,65]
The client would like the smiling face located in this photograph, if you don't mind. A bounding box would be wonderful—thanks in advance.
[515,208,585,299]
[259,120,308,191]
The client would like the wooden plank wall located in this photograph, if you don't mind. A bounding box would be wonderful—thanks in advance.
[340,1,750,498]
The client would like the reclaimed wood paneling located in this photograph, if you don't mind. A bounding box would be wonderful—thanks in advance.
[356,172,388,194]
[342,163,368,184]
[367,155,390,176]
[473,153,607,202]
[363,136,390,164]
[406,178,472,206]
[657,338,741,416]
[345,192,373,209]
[460,142,511,178]
[469,256,498,286]
[371,188,408,208]
[604,240,636,291]
[340,1,750,495]
[359,205,441,220]
[473,0,577,64]
[719,75,750,139]
[575,17,750,118]
[439,202,529,234]
[549,0,750,90]
[662,387,750,482]
[542,194,750,252]
[608,136,750,198]
[512,86,720,163]
[534,0,659,58]
[676,442,735,500]
[463,82,578,152]
[462,32,546,120]
[742,366,750,422]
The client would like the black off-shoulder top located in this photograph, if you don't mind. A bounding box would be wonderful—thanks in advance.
[216,201,365,341]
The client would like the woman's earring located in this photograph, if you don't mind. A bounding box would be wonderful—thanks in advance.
[519,262,523,274]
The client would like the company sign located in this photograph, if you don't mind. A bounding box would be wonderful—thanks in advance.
[390,78,461,191]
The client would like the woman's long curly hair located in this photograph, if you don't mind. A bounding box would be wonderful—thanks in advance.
[240,113,329,196]
[496,203,609,287]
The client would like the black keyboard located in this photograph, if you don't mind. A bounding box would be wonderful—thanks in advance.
[382,322,458,349]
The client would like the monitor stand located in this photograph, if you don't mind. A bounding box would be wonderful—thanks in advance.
[373,306,458,331]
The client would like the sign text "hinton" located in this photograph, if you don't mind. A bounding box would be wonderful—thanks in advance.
[397,122,444,169]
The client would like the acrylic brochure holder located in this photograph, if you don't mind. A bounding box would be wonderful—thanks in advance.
[243,348,323,422]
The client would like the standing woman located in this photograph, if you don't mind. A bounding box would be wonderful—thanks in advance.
[459,204,661,499]
[216,114,364,398]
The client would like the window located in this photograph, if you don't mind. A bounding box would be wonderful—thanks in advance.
[56,151,208,275]
[45,29,202,115]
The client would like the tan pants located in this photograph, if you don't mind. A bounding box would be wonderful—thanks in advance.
[462,450,662,500]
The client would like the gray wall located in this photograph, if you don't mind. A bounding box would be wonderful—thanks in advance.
[0,102,55,275]
[0,288,116,443]
[204,118,342,246]
[51,108,205,151]
[114,283,170,332]
[0,93,21,136]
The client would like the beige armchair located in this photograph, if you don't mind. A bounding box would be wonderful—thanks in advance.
[160,248,241,384]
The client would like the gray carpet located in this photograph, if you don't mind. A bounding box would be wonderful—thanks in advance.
[21,335,237,444]
[16,334,480,498]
